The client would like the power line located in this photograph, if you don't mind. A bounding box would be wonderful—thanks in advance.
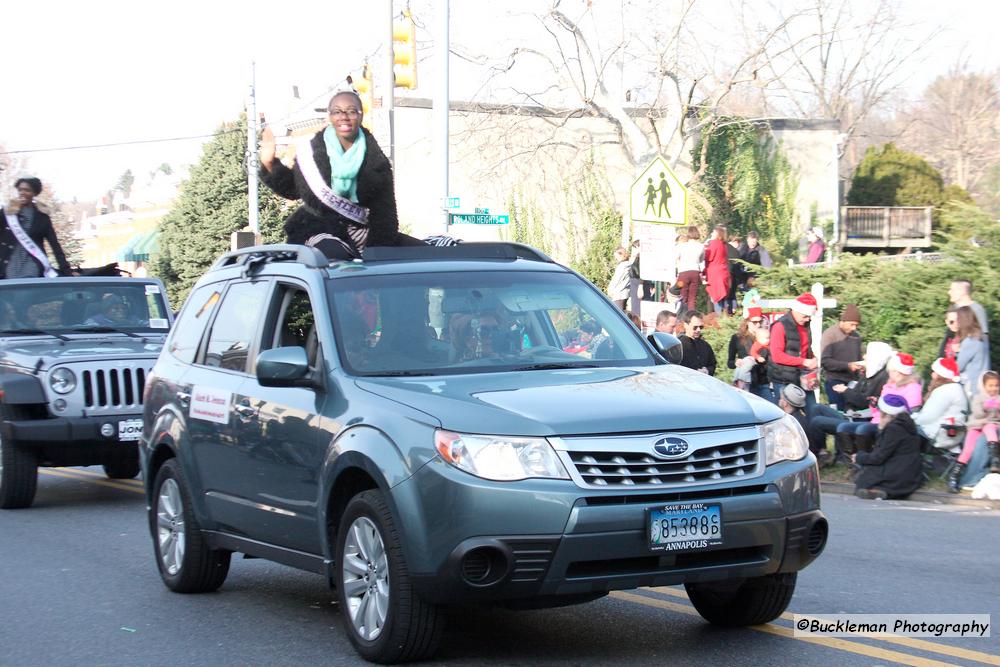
[0,130,242,156]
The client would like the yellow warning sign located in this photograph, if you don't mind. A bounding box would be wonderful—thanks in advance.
[629,156,687,225]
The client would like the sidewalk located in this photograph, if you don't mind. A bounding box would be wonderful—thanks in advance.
[821,479,1000,509]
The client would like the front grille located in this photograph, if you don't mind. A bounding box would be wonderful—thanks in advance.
[569,440,759,488]
[505,540,557,583]
[82,367,148,408]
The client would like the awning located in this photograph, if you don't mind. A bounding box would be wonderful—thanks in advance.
[118,231,159,262]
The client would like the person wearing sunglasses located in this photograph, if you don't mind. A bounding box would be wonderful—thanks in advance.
[727,306,770,399]
[819,304,864,411]
[259,91,422,260]
[678,310,716,376]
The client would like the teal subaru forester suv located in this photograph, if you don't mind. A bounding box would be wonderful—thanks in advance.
[140,243,826,663]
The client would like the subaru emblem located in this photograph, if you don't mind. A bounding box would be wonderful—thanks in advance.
[653,436,689,458]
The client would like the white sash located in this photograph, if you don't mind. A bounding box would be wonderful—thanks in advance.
[4,211,59,278]
[295,138,370,225]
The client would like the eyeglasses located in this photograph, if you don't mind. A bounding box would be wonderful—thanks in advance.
[329,108,361,118]
[749,319,763,324]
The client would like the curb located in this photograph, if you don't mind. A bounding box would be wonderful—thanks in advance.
[821,480,1000,509]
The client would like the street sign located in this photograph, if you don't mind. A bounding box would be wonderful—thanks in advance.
[638,222,677,281]
[629,155,687,225]
[442,196,461,209]
[450,207,509,225]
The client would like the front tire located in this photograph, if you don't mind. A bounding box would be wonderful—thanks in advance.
[686,572,797,626]
[103,458,140,479]
[149,459,230,593]
[336,490,443,663]
[0,433,38,509]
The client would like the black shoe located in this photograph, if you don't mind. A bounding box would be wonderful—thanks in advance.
[988,441,1000,474]
[855,488,888,500]
[834,432,855,457]
[947,462,966,494]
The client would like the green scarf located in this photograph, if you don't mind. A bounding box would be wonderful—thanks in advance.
[323,126,366,203]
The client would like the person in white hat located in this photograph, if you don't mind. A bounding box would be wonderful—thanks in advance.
[804,227,826,264]
[852,394,924,500]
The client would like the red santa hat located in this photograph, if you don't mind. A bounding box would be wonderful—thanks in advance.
[888,352,915,375]
[745,306,763,320]
[791,293,817,316]
[932,357,959,381]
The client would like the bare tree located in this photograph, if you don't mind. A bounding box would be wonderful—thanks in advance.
[896,65,1000,196]
[756,0,929,172]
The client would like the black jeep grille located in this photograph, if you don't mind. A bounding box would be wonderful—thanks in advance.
[82,367,148,408]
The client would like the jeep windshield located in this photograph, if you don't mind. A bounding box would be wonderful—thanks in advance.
[328,270,656,376]
[0,281,170,336]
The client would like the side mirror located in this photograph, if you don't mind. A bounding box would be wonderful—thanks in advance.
[256,346,312,387]
[648,332,683,364]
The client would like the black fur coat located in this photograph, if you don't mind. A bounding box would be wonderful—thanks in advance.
[261,127,400,250]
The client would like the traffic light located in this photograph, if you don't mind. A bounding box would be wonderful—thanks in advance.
[351,64,374,129]
[393,12,417,89]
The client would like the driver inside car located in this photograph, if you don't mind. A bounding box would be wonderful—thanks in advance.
[448,309,521,362]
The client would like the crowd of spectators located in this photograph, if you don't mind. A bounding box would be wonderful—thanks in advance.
[617,226,996,500]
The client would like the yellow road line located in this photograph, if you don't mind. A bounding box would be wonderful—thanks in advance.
[39,468,144,494]
[612,591,960,667]
[51,466,144,487]
[647,586,1000,666]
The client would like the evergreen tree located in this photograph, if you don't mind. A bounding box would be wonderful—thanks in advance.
[847,143,944,207]
[151,115,287,306]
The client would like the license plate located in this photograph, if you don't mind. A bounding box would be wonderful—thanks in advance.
[118,419,143,442]
[648,502,723,552]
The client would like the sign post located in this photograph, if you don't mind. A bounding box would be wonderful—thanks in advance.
[629,155,688,317]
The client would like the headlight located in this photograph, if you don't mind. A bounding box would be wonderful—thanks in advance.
[434,430,570,481]
[760,414,809,465]
[49,367,77,395]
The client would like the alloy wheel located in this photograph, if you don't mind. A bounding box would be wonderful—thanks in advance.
[341,516,390,641]
[157,478,186,575]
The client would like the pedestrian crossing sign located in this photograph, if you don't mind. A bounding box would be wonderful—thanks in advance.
[629,156,687,225]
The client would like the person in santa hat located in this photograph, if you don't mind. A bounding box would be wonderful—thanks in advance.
[852,394,924,500]
[836,352,923,454]
[913,357,968,467]
[767,293,819,409]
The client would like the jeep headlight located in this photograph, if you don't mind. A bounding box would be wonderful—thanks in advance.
[760,414,809,465]
[434,430,570,481]
[49,367,77,395]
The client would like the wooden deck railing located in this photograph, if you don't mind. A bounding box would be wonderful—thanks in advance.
[839,206,933,249]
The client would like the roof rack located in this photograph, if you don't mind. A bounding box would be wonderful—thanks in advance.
[210,244,329,272]
[362,242,554,263]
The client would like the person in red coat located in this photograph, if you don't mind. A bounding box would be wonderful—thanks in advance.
[703,225,731,314]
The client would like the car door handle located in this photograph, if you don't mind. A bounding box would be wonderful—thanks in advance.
[176,391,191,407]
[234,403,258,421]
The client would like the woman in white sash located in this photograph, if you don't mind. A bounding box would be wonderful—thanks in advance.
[0,177,72,279]
[259,91,422,259]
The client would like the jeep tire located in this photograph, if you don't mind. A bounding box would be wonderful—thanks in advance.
[103,457,141,479]
[686,572,797,627]
[0,433,38,509]
[336,490,443,663]
[150,459,230,593]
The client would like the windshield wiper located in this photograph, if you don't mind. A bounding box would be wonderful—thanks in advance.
[69,326,141,338]
[511,362,598,372]
[363,370,441,377]
[0,328,70,341]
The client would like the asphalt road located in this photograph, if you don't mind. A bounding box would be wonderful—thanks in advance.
[2,467,999,666]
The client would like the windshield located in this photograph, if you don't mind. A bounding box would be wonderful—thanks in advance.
[0,281,171,336]
[328,270,655,376]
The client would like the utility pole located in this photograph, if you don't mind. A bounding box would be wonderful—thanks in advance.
[386,0,395,169]
[434,0,450,233]
[247,61,260,238]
